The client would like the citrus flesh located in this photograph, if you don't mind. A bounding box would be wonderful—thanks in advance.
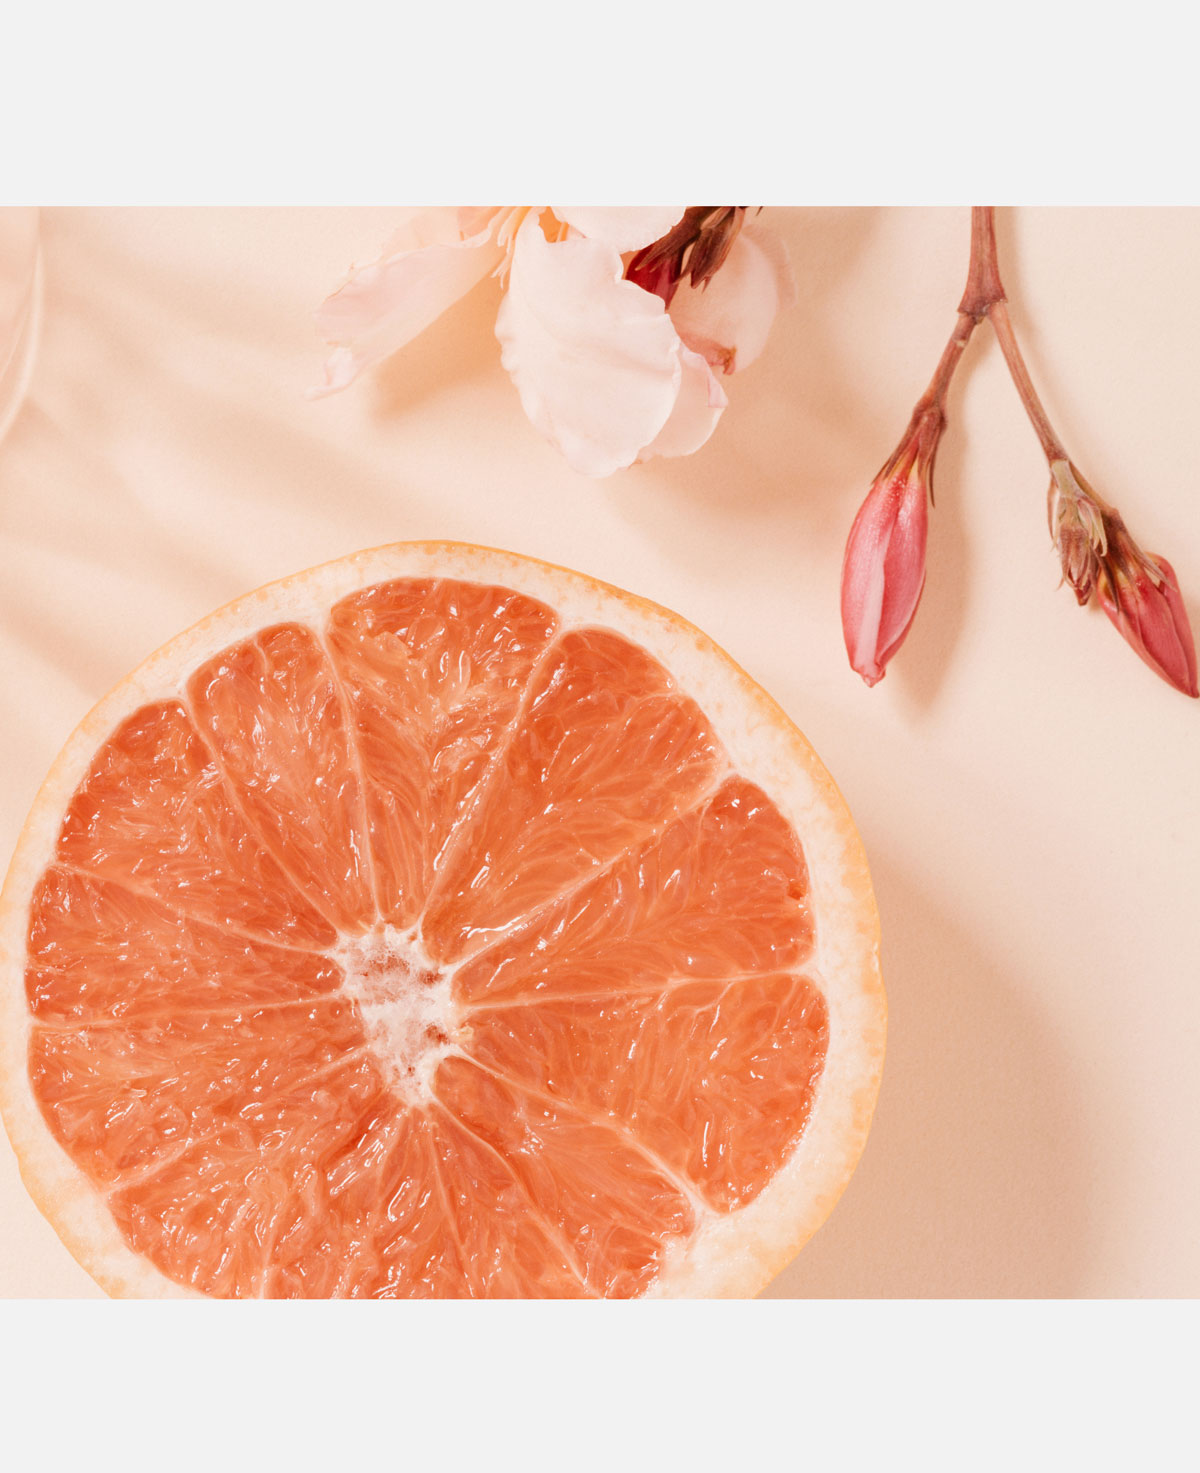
[1,544,884,1298]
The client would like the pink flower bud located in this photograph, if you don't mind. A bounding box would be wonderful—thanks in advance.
[1096,532,1198,698]
[1045,459,1197,696]
[841,409,939,687]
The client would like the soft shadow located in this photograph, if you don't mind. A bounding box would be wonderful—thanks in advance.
[370,273,505,422]
[595,210,897,626]
[763,851,1097,1298]
[39,208,300,343]
[619,207,889,535]
[2,218,430,630]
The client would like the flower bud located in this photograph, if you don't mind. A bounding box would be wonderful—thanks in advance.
[1045,459,1197,697]
[1095,521,1198,698]
[841,408,939,686]
[1048,460,1107,605]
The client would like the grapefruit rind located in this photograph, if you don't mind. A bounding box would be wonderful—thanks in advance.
[0,541,884,1298]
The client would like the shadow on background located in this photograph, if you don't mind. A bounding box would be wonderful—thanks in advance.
[764,850,1096,1298]
[371,274,506,421]
[628,207,888,536]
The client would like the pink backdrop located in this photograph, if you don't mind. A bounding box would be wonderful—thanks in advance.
[2,207,1197,1296]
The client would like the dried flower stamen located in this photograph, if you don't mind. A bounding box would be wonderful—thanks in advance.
[626,207,750,306]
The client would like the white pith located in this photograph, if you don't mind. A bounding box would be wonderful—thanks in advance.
[0,540,885,1299]
[332,925,458,1107]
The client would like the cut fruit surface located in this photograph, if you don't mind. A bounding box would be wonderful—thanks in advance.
[0,542,884,1298]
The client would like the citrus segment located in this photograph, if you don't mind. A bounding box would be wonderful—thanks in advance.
[55,700,334,948]
[437,1054,696,1298]
[265,1105,588,1300]
[466,974,828,1213]
[422,627,725,962]
[453,775,814,1008]
[188,624,375,935]
[0,544,885,1299]
[326,579,559,928]
[25,866,341,1026]
[29,996,368,1188]
[105,1047,387,1297]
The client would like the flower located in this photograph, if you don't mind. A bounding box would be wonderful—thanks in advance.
[312,206,793,476]
[841,407,941,687]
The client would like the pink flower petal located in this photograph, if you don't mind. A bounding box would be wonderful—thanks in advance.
[638,347,728,462]
[551,206,686,254]
[311,208,503,397]
[495,215,683,476]
[667,223,794,375]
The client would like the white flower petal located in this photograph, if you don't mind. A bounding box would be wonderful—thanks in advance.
[667,222,794,374]
[551,206,686,254]
[311,208,503,397]
[495,217,683,477]
[638,348,728,462]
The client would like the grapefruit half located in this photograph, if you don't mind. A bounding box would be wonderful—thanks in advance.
[0,542,884,1297]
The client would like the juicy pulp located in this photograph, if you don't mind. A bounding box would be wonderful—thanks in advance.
[25,577,828,1297]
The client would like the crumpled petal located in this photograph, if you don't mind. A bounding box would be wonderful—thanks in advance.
[667,223,795,374]
[312,207,503,396]
[638,347,728,462]
[495,214,683,476]
[551,206,686,255]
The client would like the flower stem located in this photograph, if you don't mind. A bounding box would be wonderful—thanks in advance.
[958,205,1071,465]
[913,205,1008,420]
[958,206,1006,320]
[988,299,1070,464]
[919,312,975,413]
[899,208,1079,484]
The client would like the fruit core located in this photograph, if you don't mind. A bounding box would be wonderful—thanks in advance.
[332,927,458,1105]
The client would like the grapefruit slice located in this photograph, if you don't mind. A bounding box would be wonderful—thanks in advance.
[0,543,884,1297]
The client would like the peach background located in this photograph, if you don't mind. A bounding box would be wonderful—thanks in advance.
[1,207,1197,1298]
